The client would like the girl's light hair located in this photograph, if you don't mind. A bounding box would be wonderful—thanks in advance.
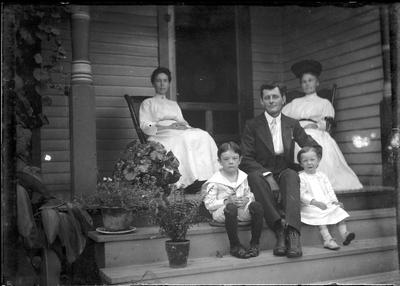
[297,146,322,163]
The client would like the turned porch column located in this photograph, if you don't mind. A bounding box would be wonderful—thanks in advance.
[388,3,400,266]
[69,5,97,197]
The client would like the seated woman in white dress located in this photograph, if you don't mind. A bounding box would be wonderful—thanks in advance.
[282,60,362,191]
[139,67,220,188]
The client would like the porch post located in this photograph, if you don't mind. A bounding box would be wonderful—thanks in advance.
[69,5,97,197]
[379,6,394,186]
[388,3,400,266]
[157,6,176,100]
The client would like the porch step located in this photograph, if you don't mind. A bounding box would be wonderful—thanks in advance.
[315,270,400,285]
[89,208,395,268]
[100,236,398,284]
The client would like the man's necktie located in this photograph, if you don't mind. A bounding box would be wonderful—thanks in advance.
[270,118,279,154]
[270,118,277,138]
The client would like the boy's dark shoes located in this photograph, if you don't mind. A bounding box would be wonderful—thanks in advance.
[230,245,250,259]
[247,245,260,257]
[286,227,302,258]
[273,223,287,256]
[343,232,355,246]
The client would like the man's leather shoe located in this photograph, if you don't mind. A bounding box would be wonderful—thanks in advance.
[286,227,302,258]
[273,226,287,256]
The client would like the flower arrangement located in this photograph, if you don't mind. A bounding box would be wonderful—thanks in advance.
[150,186,202,242]
[113,140,181,196]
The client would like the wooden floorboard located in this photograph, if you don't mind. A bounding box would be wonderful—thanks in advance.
[316,270,400,285]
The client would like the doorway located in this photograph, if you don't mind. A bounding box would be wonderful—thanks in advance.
[174,6,253,144]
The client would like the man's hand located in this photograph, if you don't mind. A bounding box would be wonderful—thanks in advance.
[262,173,281,204]
[304,123,318,129]
[311,199,327,210]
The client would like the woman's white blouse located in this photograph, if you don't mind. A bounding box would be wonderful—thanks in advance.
[282,93,335,131]
[139,96,189,136]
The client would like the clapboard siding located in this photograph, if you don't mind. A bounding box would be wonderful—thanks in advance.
[280,5,383,186]
[250,7,284,116]
[40,19,72,198]
[90,6,158,177]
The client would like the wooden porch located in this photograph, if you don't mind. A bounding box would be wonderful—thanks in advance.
[32,3,400,285]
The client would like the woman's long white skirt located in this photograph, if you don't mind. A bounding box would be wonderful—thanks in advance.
[149,128,220,187]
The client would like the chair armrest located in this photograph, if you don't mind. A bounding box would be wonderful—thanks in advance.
[324,116,335,134]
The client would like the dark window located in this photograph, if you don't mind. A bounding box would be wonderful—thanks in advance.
[175,6,238,103]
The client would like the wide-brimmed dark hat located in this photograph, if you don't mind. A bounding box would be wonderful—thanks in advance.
[291,60,322,78]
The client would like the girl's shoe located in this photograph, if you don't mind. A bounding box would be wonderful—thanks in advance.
[323,239,340,250]
[343,232,355,245]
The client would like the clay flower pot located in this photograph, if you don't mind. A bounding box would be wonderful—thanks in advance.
[165,240,190,268]
[101,208,133,231]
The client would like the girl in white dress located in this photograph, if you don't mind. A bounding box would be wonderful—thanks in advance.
[139,67,220,187]
[282,60,363,191]
[298,146,355,250]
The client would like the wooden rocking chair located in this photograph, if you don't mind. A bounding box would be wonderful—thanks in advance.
[124,94,151,144]
[285,84,337,133]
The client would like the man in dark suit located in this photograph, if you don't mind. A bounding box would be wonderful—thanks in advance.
[240,82,320,258]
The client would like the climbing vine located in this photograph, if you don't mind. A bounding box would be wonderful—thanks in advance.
[4,4,70,167]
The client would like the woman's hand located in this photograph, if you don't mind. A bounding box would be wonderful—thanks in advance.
[332,201,344,208]
[304,123,318,129]
[169,122,189,130]
[311,199,327,210]
[157,122,189,130]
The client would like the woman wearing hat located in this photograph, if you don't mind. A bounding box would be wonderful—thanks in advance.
[282,60,362,191]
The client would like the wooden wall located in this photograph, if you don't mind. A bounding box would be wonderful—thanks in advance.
[280,6,383,186]
[90,5,158,177]
[250,7,284,116]
[40,19,72,200]
[40,6,158,198]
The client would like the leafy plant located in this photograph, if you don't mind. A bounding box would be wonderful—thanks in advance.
[78,139,180,215]
[113,140,181,196]
[10,5,70,132]
[16,167,93,281]
[78,177,163,215]
[150,187,202,242]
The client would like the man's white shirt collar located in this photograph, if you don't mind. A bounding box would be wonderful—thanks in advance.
[264,112,282,125]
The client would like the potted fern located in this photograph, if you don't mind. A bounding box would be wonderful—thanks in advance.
[150,187,201,268]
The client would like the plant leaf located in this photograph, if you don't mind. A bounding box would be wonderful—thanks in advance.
[19,27,35,45]
[34,53,42,64]
[57,212,79,263]
[39,198,64,210]
[41,208,60,244]
[67,202,93,235]
[17,184,35,238]
[33,68,42,81]
[51,28,60,35]
[14,74,24,90]
[66,203,87,253]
